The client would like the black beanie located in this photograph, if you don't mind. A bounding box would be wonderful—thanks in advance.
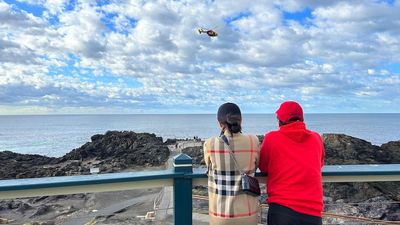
[217,102,242,124]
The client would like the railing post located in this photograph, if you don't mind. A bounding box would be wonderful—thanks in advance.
[173,153,193,225]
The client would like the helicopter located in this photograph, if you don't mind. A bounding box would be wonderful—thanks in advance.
[198,28,218,37]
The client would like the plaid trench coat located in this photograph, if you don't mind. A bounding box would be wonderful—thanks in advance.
[204,130,260,225]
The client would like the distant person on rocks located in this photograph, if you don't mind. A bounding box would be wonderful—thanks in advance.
[259,101,324,225]
[203,102,260,225]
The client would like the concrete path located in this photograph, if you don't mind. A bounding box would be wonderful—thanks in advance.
[155,141,203,221]
[62,193,158,225]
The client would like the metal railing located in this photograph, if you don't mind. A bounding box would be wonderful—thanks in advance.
[1,153,400,225]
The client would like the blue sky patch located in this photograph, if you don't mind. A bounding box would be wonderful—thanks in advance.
[100,11,137,35]
[100,12,119,32]
[48,15,60,26]
[224,11,252,31]
[282,7,313,26]
[375,0,396,5]
[47,54,80,77]
[64,0,78,12]
[380,63,400,74]
[95,0,113,7]
[47,54,143,88]
[4,0,45,17]
[118,77,143,88]
[88,69,143,88]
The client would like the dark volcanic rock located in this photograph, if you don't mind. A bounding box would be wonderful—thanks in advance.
[182,146,204,165]
[0,151,58,179]
[381,141,400,163]
[324,196,400,224]
[323,134,392,165]
[164,138,177,145]
[61,131,169,170]
[30,205,52,218]
[322,133,400,203]
[323,182,384,202]
[0,131,169,180]
[0,200,30,211]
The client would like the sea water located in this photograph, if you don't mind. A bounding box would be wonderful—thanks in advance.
[0,114,399,157]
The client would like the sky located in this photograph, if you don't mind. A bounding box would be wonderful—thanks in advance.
[0,0,399,114]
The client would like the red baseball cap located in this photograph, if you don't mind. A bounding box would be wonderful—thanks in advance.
[276,101,304,123]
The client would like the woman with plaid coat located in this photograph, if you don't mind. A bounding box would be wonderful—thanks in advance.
[204,102,260,225]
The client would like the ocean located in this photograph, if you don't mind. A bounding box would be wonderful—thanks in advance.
[0,114,399,157]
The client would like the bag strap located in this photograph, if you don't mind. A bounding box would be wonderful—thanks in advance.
[220,134,246,176]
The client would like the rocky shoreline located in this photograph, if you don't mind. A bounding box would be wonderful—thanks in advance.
[0,131,170,180]
[0,131,400,224]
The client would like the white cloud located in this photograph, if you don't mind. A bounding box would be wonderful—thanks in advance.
[368,69,376,75]
[0,0,400,114]
[0,2,45,28]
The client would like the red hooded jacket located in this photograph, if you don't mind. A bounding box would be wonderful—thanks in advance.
[259,121,324,217]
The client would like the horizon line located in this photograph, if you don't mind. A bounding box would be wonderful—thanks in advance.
[0,112,399,116]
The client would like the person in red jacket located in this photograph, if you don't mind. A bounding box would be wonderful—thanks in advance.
[259,101,324,225]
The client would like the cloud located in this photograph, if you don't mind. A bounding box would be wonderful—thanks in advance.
[0,0,399,114]
[0,2,45,28]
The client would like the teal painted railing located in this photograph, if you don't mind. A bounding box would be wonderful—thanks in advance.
[1,153,400,225]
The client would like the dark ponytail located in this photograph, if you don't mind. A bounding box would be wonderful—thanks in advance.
[217,102,242,135]
[226,121,241,133]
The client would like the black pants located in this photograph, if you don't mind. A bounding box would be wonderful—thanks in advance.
[267,203,322,225]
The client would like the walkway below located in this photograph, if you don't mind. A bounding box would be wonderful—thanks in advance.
[155,140,203,222]
[59,140,208,225]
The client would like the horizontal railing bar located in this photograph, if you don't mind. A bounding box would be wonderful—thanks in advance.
[323,175,400,182]
[0,169,178,192]
[322,164,400,175]
[322,164,400,182]
[192,164,400,178]
[191,164,400,178]
[1,164,399,200]
[193,174,400,186]
[0,179,174,199]
[192,164,400,185]
[192,164,400,177]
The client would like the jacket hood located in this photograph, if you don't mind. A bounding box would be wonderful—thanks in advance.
[279,121,312,143]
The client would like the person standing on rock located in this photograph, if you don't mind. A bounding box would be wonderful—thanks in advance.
[259,101,324,225]
[203,102,260,225]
